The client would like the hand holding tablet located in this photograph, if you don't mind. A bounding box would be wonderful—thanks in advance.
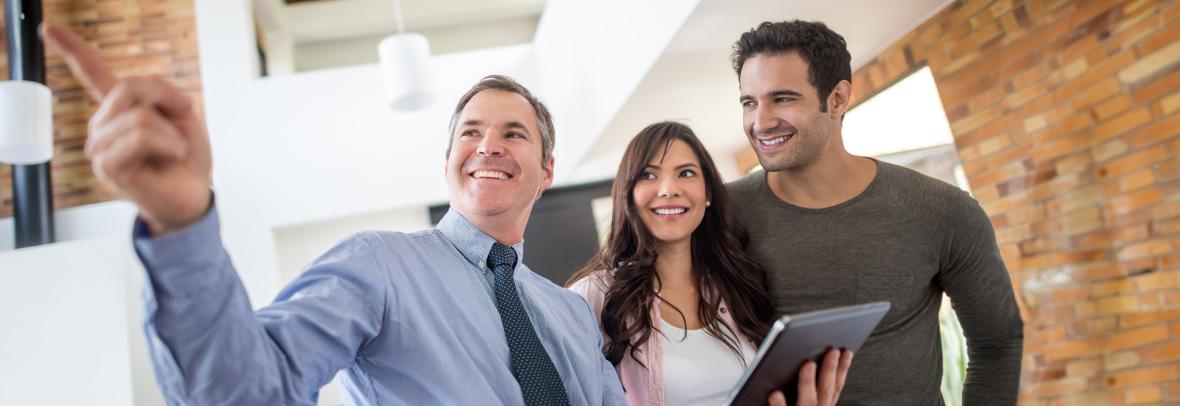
[726,301,892,406]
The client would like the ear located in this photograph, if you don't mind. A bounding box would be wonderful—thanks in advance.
[828,80,852,119]
[541,156,555,190]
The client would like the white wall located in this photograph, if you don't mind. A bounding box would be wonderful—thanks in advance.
[0,237,138,405]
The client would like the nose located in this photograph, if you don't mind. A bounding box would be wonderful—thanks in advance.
[657,177,681,198]
[752,104,780,135]
[476,131,505,156]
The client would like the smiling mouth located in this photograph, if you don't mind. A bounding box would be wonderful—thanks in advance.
[652,207,688,216]
[471,170,513,180]
[758,134,793,146]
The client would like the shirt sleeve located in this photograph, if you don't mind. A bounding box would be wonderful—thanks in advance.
[569,273,626,405]
[597,327,627,406]
[135,204,388,405]
[935,196,1024,406]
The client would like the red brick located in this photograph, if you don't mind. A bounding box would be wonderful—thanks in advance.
[1126,385,1163,404]
[1108,325,1170,351]
[1117,238,1176,261]
[1125,111,1180,149]
[1105,364,1180,388]
[1028,376,1091,398]
[1045,335,1107,361]
[1139,340,1180,363]
[1096,145,1169,180]
[1139,11,1180,55]
[1133,68,1180,105]
[1097,295,1143,315]
[1118,169,1157,193]
[1118,40,1180,86]
[1094,95,1134,120]
[1092,278,1136,298]
[1092,108,1153,141]
[1121,310,1180,328]
[1156,217,1180,235]
[1055,50,1137,107]
[1168,381,1180,401]
[1106,350,1143,370]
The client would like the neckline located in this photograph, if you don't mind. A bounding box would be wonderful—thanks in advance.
[756,158,885,214]
[660,318,705,333]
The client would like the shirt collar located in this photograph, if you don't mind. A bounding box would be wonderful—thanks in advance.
[436,209,525,272]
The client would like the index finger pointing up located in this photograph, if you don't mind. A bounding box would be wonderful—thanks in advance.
[40,22,117,101]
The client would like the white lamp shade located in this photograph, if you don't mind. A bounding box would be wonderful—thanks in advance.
[378,33,434,111]
[0,81,53,165]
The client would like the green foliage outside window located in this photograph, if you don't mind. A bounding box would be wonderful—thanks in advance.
[940,303,968,406]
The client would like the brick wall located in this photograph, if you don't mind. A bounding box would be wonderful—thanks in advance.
[0,0,201,218]
[848,0,1180,404]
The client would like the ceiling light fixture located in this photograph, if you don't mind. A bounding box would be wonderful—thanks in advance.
[378,0,433,111]
[0,80,53,165]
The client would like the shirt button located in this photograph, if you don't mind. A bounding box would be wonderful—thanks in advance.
[478,261,486,269]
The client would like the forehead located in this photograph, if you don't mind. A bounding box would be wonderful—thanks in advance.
[456,89,540,131]
[739,52,815,95]
[649,139,701,166]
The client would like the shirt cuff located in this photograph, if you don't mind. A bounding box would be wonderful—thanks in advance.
[132,201,229,299]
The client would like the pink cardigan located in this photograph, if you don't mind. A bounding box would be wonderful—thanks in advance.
[568,270,750,406]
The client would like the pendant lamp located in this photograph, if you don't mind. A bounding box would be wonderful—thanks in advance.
[378,0,433,111]
[0,80,53,165]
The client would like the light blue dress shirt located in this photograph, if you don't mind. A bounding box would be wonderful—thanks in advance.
[134,205,625,405]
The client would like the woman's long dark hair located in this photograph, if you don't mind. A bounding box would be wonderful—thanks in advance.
[567,121,773,367]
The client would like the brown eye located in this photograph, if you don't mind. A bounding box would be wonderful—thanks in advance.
[638,172,656,181]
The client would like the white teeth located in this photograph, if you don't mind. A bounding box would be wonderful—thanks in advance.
[654,208,687,215]
[760,136,789,146]
[473,171,509,180]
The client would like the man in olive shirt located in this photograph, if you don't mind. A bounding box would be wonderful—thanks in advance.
[726,21,1023,405]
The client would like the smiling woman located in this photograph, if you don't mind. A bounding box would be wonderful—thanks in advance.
[567,121,851,406]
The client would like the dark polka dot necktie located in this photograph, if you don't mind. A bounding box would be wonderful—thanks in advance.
[487,242,570,406]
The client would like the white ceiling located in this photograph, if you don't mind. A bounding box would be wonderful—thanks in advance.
[574,0,953,181]
[256,0,548,71]
[281,0,547,44]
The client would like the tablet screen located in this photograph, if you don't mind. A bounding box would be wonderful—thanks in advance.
[723,301,891,406]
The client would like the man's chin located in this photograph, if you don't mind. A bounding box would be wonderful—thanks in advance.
[457,197,518,217]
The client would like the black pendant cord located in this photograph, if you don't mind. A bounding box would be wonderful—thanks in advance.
[6,0,55,248]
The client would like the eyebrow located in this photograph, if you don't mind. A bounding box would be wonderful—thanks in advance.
[459,119,531,134]
[644,163,701,170]
[504,121,531,134]
[739,89,805,102]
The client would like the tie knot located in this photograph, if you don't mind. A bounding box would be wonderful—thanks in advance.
[488,242,518,270]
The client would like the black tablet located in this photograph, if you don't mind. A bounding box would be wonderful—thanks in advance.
[723,301,891,406]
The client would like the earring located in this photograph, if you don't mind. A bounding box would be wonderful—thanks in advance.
[705,200,711,207]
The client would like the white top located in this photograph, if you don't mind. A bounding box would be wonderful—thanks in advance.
[660,319,757,405]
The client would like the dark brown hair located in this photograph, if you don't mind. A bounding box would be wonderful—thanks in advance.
[447,74,555,162]
[567,121,773,367]
[731,20,852,112]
